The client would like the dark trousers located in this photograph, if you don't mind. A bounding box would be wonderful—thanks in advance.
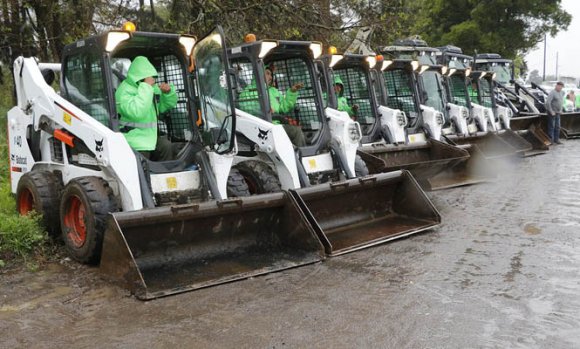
[282,124,306,147]
[140,136,173,161]
[547,113,561,143]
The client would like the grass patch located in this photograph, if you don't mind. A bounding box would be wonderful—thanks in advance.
[0,68,51,269]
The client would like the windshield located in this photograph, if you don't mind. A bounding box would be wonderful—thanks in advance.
[383,69,419,118]
[448,56,470,69]
[490,64,512,85]
[421,70,446,113]
[334,66,375,128]
[478,78,494,108]
[193,28,235,154]
[418,54,437,66]
[449,74,469,107]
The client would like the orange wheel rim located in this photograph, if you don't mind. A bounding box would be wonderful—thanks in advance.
[18,189,34,215]
[64,196,87,248]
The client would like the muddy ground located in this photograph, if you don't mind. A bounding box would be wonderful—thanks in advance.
[2,140,580,349]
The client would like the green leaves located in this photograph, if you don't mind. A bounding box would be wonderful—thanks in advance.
[414,0,572,58]
[0,73,47,267]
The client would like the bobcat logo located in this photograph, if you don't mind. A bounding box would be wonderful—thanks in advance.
[258,128,269,140]
[95,138,104,152]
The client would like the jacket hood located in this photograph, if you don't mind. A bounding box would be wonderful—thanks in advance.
[126,56,158,84]
[334,75,344,96]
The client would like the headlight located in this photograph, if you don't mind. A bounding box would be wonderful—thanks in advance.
[436,112,444,125]
[348,123,361,142]
[105,31,131,52]
[396,112,407,126]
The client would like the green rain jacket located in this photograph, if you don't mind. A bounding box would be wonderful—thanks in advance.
[115,56,178,151]
[334,76,354,117]
[238,80,298,124]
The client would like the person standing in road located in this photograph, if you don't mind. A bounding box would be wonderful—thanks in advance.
[545,81,565,145]
[565,90,576,112]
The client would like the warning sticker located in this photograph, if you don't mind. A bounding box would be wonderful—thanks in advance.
[63,112,72,125]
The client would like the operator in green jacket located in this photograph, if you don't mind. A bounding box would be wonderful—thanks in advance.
[334,76,358,119]
[115,56,178,161]
[239,64,306,147]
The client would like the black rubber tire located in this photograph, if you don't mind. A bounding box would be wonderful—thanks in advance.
[16,171,63,236]
[226,168,251,197]
[59,177,118,265]
[234,160,282,194]
[354,155,369,177]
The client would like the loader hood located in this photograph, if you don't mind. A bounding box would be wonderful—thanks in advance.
[126,56,158,85]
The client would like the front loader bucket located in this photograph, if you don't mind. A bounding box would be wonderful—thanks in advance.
[100,193,325,300]
[427,133,518,191]
[358,140,469,187]
[290,171,441,256]
[451,133,518,159]
[497,129,533,156]
[559,112,580,139]
[509,115,551,156]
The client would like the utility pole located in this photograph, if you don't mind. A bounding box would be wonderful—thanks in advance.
[556,51,559,81]
[542,33,547,81]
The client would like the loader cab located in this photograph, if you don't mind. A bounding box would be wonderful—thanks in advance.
[470,71,496,109]
[471,70,515,129]
[474,54,543,114]
[60,29,236,169]
[324,53,383,144]
[438,46,502,133]
[381,41,454,129]
[403,46,453,128]
[473,54,514,86]
[228,40,330,157]
[436,47,473,110]
[376,57,423,134]
[417,66,451,125]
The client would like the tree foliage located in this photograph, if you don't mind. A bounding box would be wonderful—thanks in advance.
[0,0,572,65]
[414,0,572,58]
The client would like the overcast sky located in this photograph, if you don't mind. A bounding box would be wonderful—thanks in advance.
[525,0,579,78]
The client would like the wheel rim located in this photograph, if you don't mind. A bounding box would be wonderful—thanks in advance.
[64,195,87,248]
[18,188,34,215]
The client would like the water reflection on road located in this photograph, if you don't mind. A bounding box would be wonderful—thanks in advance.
[2,142,580,348]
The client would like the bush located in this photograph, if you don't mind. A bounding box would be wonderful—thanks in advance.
[0,68,49,268]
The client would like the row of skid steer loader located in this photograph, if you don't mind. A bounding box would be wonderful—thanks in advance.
[473,54,552,146]
[318,51,469,189]
[370,39,531,190]
[474,53,577,140]
[371,40,509,190]
[226,37,440,256]
[434,45,533,157]
[7,26,440,299]
[468,63,550,156]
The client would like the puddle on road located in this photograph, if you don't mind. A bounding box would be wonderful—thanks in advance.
[0,286,73,314]
[523,223,542,235]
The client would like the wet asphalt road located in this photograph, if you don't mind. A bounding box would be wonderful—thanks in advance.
[1,140,580,348]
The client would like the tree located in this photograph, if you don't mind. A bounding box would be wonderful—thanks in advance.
[414,0,572,58]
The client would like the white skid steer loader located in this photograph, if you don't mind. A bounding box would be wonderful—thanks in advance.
[374,39,516,190]
[320,52,469,189]
[226,38,441,255]
[7,26,325,299]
